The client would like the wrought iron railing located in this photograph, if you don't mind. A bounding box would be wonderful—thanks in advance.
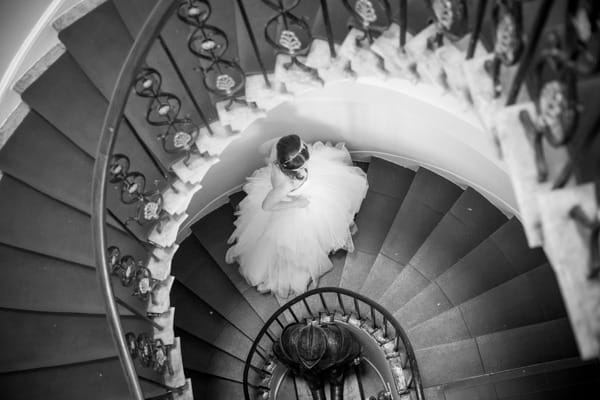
[242,287,424,400]
[91,0,600,398]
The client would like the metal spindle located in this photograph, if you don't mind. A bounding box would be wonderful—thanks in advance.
[399,0,407,48]
[320,0,336,57]
[302,298,314,317]
[319,292,330,313]
[353,297,361,319]
[506,0,555,105]
[106,208,156,259]
[123,119,176,191]
[255,347,267,361]
[383,317,388,337]
[354,362,366,400]
[158,37,214,136]
[265,330,276,342]
[115,297,163,330]
[337,292,346,314]
[288,307,300,323]
[370,305,376,329]
[235,0,271,87]
[467,0,489,59]
[275,316,285,329]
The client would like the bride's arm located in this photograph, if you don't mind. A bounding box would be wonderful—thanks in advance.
[262,167,309,211]
[262,189,309,211]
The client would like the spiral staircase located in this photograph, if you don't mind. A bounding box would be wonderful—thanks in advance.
[1,0,600,399]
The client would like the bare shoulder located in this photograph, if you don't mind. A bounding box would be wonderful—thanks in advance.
[270,163,292,190]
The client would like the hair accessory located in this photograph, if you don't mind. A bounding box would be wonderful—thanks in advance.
[282,141,307,169]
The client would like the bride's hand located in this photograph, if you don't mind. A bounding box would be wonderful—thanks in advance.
[292,195,310,208]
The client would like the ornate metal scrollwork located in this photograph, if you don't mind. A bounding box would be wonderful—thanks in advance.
[126,332,174,375]
[178,0,247,110]
[425,0,469,50]
[109,153,170,229]
[107,246,159,299]
[262,0,322,83]
[134,68,200,162]
[484,0,524,98]
[569,205,600,280]
[342,0,392,45]
[518,31,580,183]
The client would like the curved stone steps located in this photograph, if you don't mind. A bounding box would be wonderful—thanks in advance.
[0,357,168,400]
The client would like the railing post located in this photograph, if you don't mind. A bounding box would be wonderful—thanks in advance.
[235,0,271,87]
[320,0,336,57]
[467,0,489,59]
[399,0,407,48]
[506,0,555,105]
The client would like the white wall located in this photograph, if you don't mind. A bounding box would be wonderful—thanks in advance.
[0,0,83,125]
[180,78,518,234]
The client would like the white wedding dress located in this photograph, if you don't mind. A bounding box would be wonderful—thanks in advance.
[225,141,369,298]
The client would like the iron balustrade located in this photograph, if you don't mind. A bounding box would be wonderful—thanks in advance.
[242,287,424,400]
[90,1,600,399]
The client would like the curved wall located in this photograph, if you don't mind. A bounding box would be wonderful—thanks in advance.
[181,79,518,234]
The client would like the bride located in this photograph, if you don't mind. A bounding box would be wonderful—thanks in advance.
[225,134,368,298]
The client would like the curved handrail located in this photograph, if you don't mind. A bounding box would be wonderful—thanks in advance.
[242,286,424,400]
[91,1,179,399]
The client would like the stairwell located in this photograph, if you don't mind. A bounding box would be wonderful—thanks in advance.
[0,0,599,399]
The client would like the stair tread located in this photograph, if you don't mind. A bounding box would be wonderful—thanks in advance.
[394,282,452,329]
[0,357,165,400]
[436,219,547,306]
[0,176,145,267]
[186,370,246,400]
[380,167,463,265]
[366,157,416,199]
[339,250,376,292]
[172,235,264,338]
[170,281,253,361]
[415,338,485,387]
[191,204,281,322]
[410,187,507,281]
[493,363,600,398]
[0,244,146,316]
[177,329,245,383]
[408,307,471,350]
[379,264,429,312]
[476,318,578,373]
[0,309,148,373]
[359,252,404,299]
[352,190,405,255]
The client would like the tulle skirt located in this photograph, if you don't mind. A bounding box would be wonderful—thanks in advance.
[225,142,368,298]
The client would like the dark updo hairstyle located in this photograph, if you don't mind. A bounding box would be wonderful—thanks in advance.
[276,134,310,179]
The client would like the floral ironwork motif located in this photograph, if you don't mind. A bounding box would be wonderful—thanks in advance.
[484,0,524,98]
[426,0,468,47]
[107,246,159,299]
[279,30,302,52]
[518,31,580,183]
[342,0,392,44]
[133,68,200,160]
[126,332,174,375]
[355,0,377,23]
[262,0,322,83]
[178,0,246,108]
[108,153,169,228]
